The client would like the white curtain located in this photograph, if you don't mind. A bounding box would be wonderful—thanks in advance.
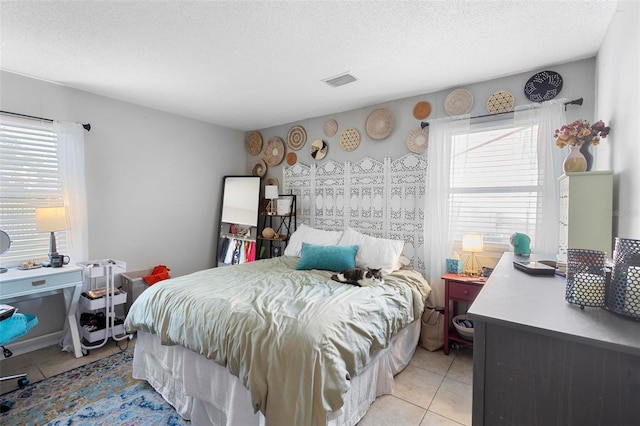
[54,121,89,354]
[54,121,89,263]
[423,116,470,308]
[423,100,566,309]
[513,99,567,255]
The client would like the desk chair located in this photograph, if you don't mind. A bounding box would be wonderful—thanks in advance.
[0,312,38,413]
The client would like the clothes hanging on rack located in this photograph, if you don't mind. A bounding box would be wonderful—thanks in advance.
[218,238,230,263]
[221,237,256,265]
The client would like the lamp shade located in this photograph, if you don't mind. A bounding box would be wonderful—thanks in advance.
[265,185,279,200]
[462,233,483,253]
[36,207,67,232]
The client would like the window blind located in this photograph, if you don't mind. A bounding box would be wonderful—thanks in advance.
[450,122,540,248]
[0,116,67,266]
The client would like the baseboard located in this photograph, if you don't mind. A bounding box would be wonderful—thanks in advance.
[1,331,63,358]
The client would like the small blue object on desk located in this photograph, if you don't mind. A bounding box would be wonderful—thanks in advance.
[446,258,464,274]
[511,232,531,256]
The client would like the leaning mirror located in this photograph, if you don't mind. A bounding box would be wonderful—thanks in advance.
[216,176,261,266]
[221,176,261,227]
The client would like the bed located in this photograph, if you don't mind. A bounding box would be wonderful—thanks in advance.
[124,226,431,426]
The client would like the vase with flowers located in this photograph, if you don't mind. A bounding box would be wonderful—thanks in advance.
[554,119,610,173]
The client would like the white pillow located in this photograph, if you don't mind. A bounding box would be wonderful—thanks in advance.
[337,227,404,274]
[284,223,343,257]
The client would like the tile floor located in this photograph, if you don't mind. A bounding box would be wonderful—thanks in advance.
[1,340,473,425]
[359,345,473,426]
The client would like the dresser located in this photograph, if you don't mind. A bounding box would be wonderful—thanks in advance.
[468,253,640,426]
[558,171,613,260]
[0,266,84,358]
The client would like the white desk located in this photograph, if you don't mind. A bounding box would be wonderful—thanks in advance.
[0,265,84,358]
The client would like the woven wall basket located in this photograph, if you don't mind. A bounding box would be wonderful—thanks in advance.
[287,125,307,150]
[263,137,285,166]
[444,89,473,116]
[340,128,361,151]
[365,108,395,140]
[245,131,263,155]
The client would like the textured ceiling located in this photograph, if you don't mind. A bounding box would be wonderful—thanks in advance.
[0,1,619,131]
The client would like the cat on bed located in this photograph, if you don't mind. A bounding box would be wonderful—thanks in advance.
[331,267,383,287]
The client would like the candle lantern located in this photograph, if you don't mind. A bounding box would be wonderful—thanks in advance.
[565,249,606,309]
[605,237,640,320]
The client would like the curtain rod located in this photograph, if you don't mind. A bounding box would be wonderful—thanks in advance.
[0,110,91,132]
[420,97,583,129]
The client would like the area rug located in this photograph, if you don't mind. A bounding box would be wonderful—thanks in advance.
[0,347,189,425]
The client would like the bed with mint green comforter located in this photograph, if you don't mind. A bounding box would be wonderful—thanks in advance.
[124,256,430,426]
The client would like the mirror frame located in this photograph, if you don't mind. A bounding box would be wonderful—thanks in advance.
[216,176,261,266]
[0,230,10,255]
[220,176,261,227]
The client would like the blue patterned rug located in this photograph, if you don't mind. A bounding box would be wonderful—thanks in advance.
[0,347,189,425]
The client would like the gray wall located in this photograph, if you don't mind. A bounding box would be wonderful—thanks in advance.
[249,59,596,190]
[596,0,640,239]
[1,71,246,276]
[1,71,245,345]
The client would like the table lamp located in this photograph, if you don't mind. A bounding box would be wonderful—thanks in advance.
[462,233,483,276]
[36,206,67,263]
[265,185,279,215]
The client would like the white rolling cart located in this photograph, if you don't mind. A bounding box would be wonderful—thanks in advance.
[77,259,132,354]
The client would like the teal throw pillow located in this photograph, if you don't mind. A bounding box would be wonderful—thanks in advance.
[295,243,358,272]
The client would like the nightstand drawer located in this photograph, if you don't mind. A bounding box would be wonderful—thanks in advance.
[449,281,483,301]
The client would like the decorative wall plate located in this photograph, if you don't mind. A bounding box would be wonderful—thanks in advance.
[486,90,515,114]
[323,119,338,137]
[287,125,307,150]
[263,136,285,166]
[365,108,395,140]
[406,128,429,153]
[524,70,563,102]
[286,152,297,165]
[245,130,263,155]
[412,101,432,120]
[444,89,473,116]
[252,159,267,177]
[340,128,361,151]
[310,139,328,160]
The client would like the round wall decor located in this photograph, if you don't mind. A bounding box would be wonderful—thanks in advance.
[365,108,395,140]
[252,159,267,177]
[287,125,307,150]
[286,152,297,165]
[263,136,285,166]
[339,128,361,151]
[323,119,338,137]
[406,127,429,153]
[266,177,279,188]
[412,101,432,120]
[486,90,515,114]
[524,70,563,102]
[310,139,328,160]
[245,131,263,155]
[444,89,474,116]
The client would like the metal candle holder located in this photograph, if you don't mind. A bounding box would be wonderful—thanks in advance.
[565,249,606,309]
[605,237,640,320]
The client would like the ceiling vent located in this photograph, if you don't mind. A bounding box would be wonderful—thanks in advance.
[322,72,357,88]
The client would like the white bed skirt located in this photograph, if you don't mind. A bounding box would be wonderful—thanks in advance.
[132,319,420,426]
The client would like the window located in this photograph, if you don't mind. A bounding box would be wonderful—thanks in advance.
[0,116,67,266]
[449,120,540,249]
